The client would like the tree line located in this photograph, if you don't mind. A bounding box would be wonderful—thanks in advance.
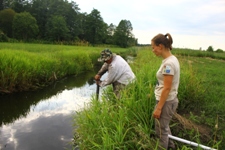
[0,0,137,47]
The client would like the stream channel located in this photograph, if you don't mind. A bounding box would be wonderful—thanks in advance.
[0,70,107,150]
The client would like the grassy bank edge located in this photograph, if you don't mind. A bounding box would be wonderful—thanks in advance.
[73,47,222,149]
[0,43,136,94]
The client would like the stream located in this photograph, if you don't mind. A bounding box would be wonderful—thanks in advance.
[0,71,104,150]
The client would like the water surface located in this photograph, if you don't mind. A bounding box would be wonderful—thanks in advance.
[0,72,99,150]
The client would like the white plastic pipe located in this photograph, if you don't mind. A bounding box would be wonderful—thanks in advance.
[168,134,217,150]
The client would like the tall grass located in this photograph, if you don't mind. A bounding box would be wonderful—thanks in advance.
[74,48,158,149]
[177,56,206,113]
[177,56,225,148]
[0,43,131,93]
[0,49,93,92]
[73,47,221,149]
[173,48,225,60]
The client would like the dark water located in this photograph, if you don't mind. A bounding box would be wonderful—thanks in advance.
[0,72,99,150]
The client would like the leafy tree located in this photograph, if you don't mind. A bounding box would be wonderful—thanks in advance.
[28,0,49,38]
[50,0,80,39]
[0,0,14,10]
[45,0,80,40]
[0,0,3,10]
[107,23,116,36]
[215,49,224,53]
[63,1,80,40]
[45,15,69,41]
[84,8,107,44]
[0,0,137,46]
[206,46,214,52]
[114,20,134,47]
[4,0,31,13]
[77,12,88,41]
[12,12,39,40]
[0,8,16,37]
[105,23,116,44]
[127,36,138,46]
[0,29,8,41]
[29,0,80,40]
[102,22,109,44]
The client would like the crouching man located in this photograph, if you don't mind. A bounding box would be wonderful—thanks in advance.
[95,49,135,98]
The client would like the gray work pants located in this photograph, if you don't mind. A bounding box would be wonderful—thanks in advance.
[155,98,178,150]
[112,81,125,99]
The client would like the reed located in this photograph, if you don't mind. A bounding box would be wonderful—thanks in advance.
[0,43,131,93]
[73,47,222,149]
[74,48,157,149]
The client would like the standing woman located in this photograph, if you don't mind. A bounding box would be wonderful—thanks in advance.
[151,33,180,150]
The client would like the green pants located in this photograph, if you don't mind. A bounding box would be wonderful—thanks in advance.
[112,81,125,99]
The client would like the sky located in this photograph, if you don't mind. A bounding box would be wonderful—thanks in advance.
[72,0,225,50]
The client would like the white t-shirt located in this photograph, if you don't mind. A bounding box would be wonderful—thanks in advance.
[100,55,135,87]
[155,55,180,101]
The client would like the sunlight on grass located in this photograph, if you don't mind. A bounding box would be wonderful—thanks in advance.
[73,47,223,149]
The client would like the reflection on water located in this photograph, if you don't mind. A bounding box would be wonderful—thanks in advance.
[0,70,100,150]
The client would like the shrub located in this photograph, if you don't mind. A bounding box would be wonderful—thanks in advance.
[0,30,8,42]
[206,46,214,52]
[215,49,223,53]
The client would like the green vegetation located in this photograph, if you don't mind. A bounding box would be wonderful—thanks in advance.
[173,48,225,60]
[207,46,214,52]
[0,42,224,149]
[0,43,131,93]
[0,8,15,38]
[74,47,224,149]
[12,12,39,40]
[178,56,225,143]
[0,0,136,47]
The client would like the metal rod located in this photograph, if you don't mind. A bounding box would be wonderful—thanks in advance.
[168,135,217,150]
[96,84,100,100]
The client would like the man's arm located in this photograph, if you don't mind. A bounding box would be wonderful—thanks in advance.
[100,65,118,87]
[95,63,109,81]
[97,63,109,76]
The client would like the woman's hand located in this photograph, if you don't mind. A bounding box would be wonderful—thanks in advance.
[153,75,173,119]
[153,108,162,119]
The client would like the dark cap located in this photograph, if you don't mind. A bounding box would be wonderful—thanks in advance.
[98,49,113,62]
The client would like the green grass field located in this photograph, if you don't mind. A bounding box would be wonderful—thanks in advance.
[177,55,225,147]
[0,43,224,149]
[173,48,225,60]
[74,47,224,149]
[0,43,132,93]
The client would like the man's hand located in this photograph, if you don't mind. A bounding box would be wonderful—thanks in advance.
[94,75,101,81]
[96,80,101,85]
[94,74,101,85]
